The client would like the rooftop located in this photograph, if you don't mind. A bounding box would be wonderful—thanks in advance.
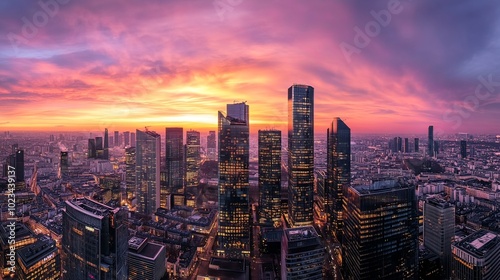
[353,178,414,195]
[454,230,500,258]
[67,197,117,218]
[284,226,318,241]
[17,236,57,268]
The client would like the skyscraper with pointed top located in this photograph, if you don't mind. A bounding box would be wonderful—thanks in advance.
[104,128,109,160]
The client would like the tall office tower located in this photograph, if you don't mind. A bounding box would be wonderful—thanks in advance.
[186,130,201,188]
[343,179,418,280]
[397,136,403,152]
[62,198,128,280]
[95,136,103,158]
[451,230,500,280]
[109,136,114,148]
[165,127,184,202]
[49,134,55,142]
[128,237,166,280]
[207,131,217,160]
[15,149,24,182]
[414,138,419,153]
[460,140,467,158]
[326,117,350,241]
[434,140,440,156]
[404,138,410,153]
[125,147,136,200]
[131,132,136,147]
[281,226,325,280]
[389,137,397,153]
[424,198,455,279]
[88,139,96,158]
[123,131,130,147]
[114,131,119,147]
[104,128,109,160]
[227,101,249,122]
[428,125,434,157]
[136,129,161,216]
[258,130,282,226]
[217,110,250,258]
[60,151,69,178]
[16,236,60,280]
[287,84,314,227]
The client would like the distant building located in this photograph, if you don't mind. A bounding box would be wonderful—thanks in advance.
[428,125,434,157]
[281,226,324,280]
[59,151,69,178]
[104,128,109,160]
[95,136,103,158]
[165,127,184,205]
[404,138,410,153]
[288,84,314,227]
[16,236,60,280]
[88,139,96,158]
[258,130,282,226]
[207,130,217,161]
[414,138,419,153]
[131,132,136,147]
[460,140,467,159]
[62,198,128,280]
[451,230,500,280]
[343,179,418,280]
[186,130,201,188]
[114,131,119,147]
[3,148,24,182]
[125,147,136,201]
[123,131,130,147]
[128,236,166,280]
[136,129,161,216]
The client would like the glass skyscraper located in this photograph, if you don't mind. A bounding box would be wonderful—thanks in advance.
[343,179,418,280]
[185,130,201,188]
[125,147,136,201]
[165,127,184,207]
[288,84,314,227]
[217,108,250,258]
[104,128,109,160]
[258,130,282,226]
[62,198,128,280]
[428,125,434,157]
[135,129,161,216]
[326,117,350,241]
[207,131,217,160]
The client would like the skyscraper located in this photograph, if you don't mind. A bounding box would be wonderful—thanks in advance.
[104,128,109,160]
[186,130,201,188]
[62,198,128,280]
[326,117,350,241]
[165,127,184,203]
[428,125,434,157]
[114,130,119,147]
[88,139,96,158]
[125,147,136,201]
[397,136,403,152]
[227,102,249,123]
[343,179,418,280]
[460,140,467,158]
[414,138,419,153]
[424,198,454,279]
[135,129,161,216]
[404,137,410,153]
[95,136,103,158]
[123,131,130,147]
[60,151,69,178]
[258,130,282,226]
[131,132,136,147]
[207,131,216,161]
[288,84,314,227]
[217,109,250,258]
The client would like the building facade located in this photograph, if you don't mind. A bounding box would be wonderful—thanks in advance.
[185,130,201,188]
[16,236,60,280]
[128,237,166,280]
[136,129,161,216]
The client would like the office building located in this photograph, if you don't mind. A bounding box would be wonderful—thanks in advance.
[258,130,282,226]
[95,137,103,158]
[186,130,201,188]
[326,117,350,241]
[165,127,184,204]
[428,125,434,157]
[460,140,467,159]
[131,132,136,147]
[404,138,410,153]
[1,222,36,278]
[414,138,419,153]
[114,131,119,147]
[128,237,166,280]
[60,151,69,178]
[451,230,500,280]
[136,129,161,216]
[343,179,418,280]
[227,102,249,122]
[104,128,109,160]
[88,139,96,158]
[62,198,128,280]
[424,198,454,279]
[207,130,217,161]
[4,148,24,182]
[397,136,403,152]
[16,236,60,280]
[123,131,130,147]
[281,226,324,280]
[125,147,136,201]
[287,84,314,227]
[217,109,250,258]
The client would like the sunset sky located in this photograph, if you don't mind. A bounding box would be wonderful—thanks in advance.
[1,0,499,135]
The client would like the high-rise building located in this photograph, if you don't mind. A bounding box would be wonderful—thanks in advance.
[128,237,166,280]
[60,151,69,178]
[125,147,136,201]
[397,136,403,152]
[109,136,114,148]
[88,139,96,158]
[16,236,60,280]
[104,128,109,160]
[434,140,440,156]
[326,117,350,241]
[343,179,418,280]
[217,109,250,258]
[4,148,24,182]
[186,130,201,188]
[404,137,410,153]
[414,138,419,153]
[207,131,217,161]
[287,84,314,227]
[424,198,454,279]
[281,226,325,280]
[131,132,136,147]
[95,136,103,158]
[227,102,249,123]
[451,230,500,280]
[165,127,184,205]
[460,140,467,159]
[428,125,434,157]
[62,198,128,280]
[136,129,161,216]
[114,131,119,147]
[258,130,282,226]
[123,131,130,147]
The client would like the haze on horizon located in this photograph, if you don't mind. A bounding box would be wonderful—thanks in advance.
[1,0,500,134]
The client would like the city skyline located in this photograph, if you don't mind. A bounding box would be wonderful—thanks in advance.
[1,1,500,134]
